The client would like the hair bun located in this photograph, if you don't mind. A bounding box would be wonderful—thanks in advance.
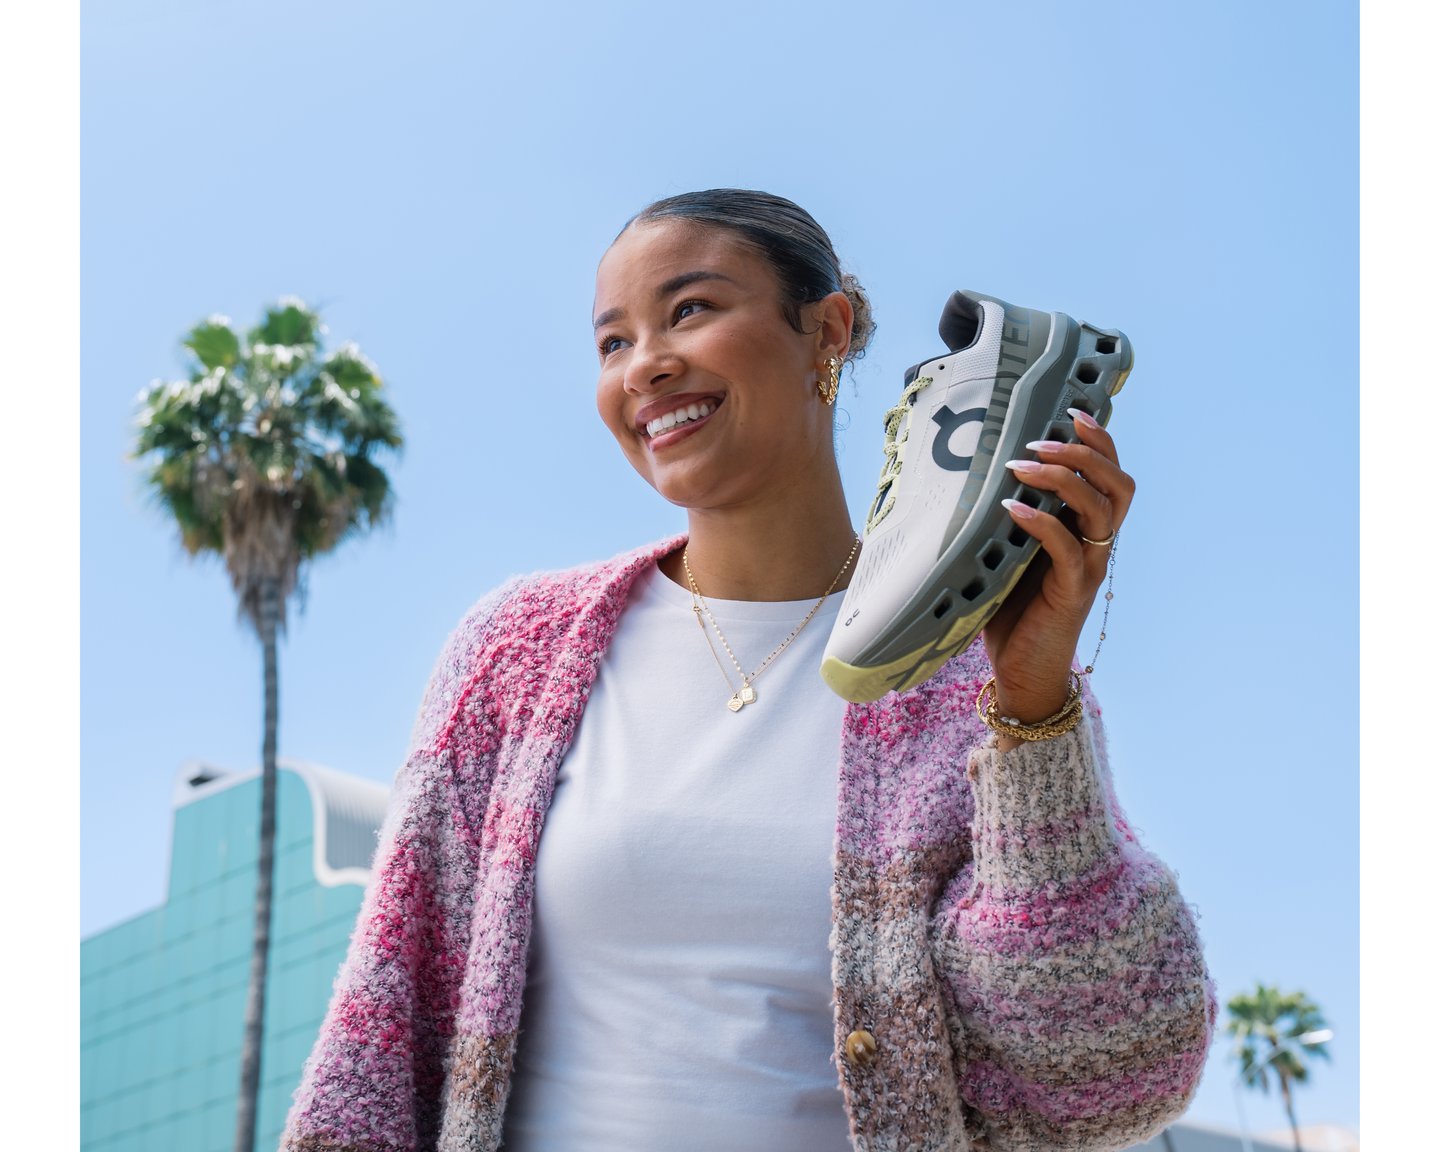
[840,271,875,363]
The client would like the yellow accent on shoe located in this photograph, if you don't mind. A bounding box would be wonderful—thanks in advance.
[818,553,1035,702]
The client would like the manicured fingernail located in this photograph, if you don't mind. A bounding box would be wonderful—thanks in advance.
[1067,407,1101,429]
[1025,440,1065,452]
[1005,459,1042,474]
[1001,498,1036,519]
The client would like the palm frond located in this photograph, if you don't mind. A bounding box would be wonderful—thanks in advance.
[250,298,323,349]
[134,300,403,636]
[183,317,242,372]
[1225,982,1332,1123]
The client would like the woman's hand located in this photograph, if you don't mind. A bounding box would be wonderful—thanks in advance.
[981,409,1135,739]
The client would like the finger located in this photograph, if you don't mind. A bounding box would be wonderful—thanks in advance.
[1017,438,1136,528]
[1068,407,1120,465]
[999,499,1090,595]
[1067,410,1137,524]
[1004,458,1115,548]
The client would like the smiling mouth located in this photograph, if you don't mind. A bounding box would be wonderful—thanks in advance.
[645,399,718,439]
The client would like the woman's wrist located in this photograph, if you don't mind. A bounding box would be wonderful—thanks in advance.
[988,645,1078,720]
[993,683,1071,725]
[982,674,1083,753]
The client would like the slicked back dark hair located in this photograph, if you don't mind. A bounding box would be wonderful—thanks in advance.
[627,188,846,344]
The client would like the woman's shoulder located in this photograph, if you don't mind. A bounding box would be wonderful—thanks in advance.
[458,534,684,634]
[410,536,684,749]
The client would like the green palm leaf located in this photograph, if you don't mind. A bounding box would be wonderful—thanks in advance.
[134,300,402,633]
[1225,983,1332,1152]
[183,316,241,371]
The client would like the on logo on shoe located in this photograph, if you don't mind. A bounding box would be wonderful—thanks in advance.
[930,405,986,471]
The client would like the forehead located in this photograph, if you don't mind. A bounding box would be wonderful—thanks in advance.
[593,220,773,313]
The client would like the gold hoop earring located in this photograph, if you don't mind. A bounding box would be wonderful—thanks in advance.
[818,357,841,405]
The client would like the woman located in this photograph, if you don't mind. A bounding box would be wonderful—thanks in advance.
[281,190,1213,1152]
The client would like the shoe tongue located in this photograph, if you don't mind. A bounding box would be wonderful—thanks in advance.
[938,291,982,352]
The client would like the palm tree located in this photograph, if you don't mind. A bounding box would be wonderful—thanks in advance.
[1225,983,1333,1152]
[134,298,402,1152]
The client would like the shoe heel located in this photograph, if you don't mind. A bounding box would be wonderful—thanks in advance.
[1064,324,1133,431]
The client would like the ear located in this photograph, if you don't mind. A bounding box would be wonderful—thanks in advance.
[811,290,854,364]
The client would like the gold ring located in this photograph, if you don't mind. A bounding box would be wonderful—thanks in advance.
[1081,531,1116,547]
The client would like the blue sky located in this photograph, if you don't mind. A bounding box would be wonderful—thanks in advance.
[62,0,1367,1141]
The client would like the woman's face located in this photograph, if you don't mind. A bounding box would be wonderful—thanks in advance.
[593,219,841,513]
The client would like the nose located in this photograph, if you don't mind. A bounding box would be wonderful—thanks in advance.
[623,333,682,395]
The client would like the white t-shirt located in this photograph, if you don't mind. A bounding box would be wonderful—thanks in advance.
[500,564,852,1151]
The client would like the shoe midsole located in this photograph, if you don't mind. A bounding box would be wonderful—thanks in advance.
[820,553,1036,703]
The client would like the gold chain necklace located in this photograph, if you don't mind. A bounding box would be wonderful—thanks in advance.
[682,537,861,713]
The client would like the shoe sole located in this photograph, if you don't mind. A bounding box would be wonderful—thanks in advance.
[821,303,1132,702]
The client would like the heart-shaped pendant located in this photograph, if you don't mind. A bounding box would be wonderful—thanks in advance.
[727,695,744,712]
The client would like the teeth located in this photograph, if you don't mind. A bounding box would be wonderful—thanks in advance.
[647,401,713,438]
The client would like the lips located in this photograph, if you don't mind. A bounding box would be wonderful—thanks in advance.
[636,393,723,440]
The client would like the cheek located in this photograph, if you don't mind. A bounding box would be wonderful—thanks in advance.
[595,369,624,435]
[596,369,646,465]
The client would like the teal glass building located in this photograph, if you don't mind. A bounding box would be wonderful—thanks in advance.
[80,761,389,1152]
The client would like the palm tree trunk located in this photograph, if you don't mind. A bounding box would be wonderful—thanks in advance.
[1281,1076,1302,1152]
[1160,1127,1180,1152]
[234,576,280,1152]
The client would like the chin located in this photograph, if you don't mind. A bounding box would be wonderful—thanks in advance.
[645,470,725,512]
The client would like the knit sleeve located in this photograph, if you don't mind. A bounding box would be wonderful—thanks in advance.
[931,706,1216,1151]
[280,584,516,1152]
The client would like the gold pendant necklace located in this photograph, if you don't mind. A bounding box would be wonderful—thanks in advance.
[682,537,860,712]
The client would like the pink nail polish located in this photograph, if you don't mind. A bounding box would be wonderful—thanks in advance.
[1025,440,1065,452]
[1001,498,1036,519]
[1005,459,1042,473]
[1067,407,1101,429]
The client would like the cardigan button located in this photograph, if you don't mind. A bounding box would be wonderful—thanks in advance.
[844,1029,878,1066]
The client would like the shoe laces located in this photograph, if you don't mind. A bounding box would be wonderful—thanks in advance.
[865,375,933,533]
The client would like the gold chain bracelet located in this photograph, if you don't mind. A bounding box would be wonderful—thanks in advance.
[975,672,1085,742]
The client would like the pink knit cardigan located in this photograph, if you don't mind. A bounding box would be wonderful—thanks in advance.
[281,538,1214,1152]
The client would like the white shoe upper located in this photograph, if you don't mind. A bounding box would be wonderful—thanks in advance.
[827,298,1007,664]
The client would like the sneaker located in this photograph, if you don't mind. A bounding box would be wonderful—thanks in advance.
[820,289,1132,703]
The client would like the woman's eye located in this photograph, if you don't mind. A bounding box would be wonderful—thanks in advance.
[598,334,628,357]
[674,299,708,322]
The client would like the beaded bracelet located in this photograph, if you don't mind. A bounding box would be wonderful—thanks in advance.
[975,672,1085,742]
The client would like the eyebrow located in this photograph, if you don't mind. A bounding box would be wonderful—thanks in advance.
[592,270,739,330]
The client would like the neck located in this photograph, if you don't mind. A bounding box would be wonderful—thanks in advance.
[660,469,859,602]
